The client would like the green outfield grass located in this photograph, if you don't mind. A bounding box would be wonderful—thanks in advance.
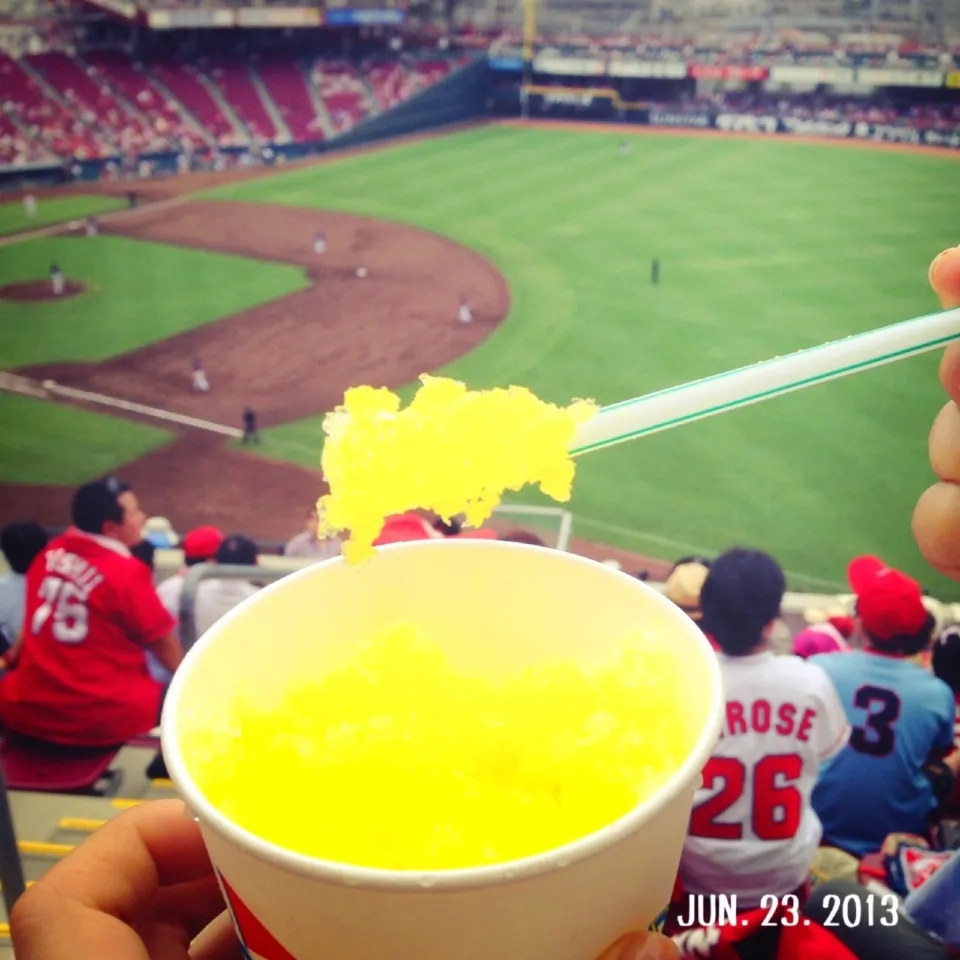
[0,236,309,368]
[0,393,171,485]
[211,125,960,597]
[0,194,126,237]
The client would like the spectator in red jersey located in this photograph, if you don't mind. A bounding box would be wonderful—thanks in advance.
[675,548,849,923]
[0,476,182,747]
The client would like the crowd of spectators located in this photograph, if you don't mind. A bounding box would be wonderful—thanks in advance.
[0,43,458,166]
[482,28,960,68]
[1,479,959,953]
[0,465,957,956]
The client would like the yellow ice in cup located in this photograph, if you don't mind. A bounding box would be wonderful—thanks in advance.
[183,620,695,871]
[318,375,599,562]
[163,541,723,960]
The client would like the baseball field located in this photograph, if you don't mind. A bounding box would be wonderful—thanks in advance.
[1,122,958,596]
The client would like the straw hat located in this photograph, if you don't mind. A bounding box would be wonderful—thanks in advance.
[141,516,179,548]
[664,562,709,621]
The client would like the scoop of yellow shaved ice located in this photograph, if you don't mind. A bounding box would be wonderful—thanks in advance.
[318,376,598,563]
[184,623,695,871]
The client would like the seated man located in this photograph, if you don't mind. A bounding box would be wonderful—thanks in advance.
[812,556,955,855]
[0,477,182,747]
[679,548,850,910]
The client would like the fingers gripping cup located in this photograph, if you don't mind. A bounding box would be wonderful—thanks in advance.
[162,541,723,960]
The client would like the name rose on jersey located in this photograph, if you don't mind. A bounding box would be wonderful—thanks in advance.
[719,698,819,743]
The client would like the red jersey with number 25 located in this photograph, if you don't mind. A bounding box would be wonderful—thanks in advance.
[681,652,851,904]
[0,529,175,746]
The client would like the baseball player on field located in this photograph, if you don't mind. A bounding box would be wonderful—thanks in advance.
[23,194,36,218]
[313,231,326,257]
[457,295,473,324]
[192,357,210,393]
[50,263,65,297]
[673,548,850,925]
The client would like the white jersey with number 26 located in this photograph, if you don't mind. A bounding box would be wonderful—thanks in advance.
[680,651,851,904]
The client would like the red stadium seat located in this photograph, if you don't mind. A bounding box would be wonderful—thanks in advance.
[0,730,121,795]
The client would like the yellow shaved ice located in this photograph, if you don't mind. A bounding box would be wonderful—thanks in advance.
[318,376,598,563]
[183,623,695,871]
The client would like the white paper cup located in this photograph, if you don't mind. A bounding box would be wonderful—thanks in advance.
[162,540,722,960]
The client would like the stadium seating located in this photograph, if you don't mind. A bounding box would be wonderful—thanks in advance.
[365,59,416,110]
[0,732,121,795]
[312,60,371,132]
[0,52,105,158]
[411,58,455,86]
[24,50,166,153]
[255,57,323,141]
[83,50,204,150]
[206,57,278,141]
[149,60,239,143]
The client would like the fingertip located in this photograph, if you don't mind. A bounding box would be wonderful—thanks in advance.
[929,402,960,482]
[913,482,960,582]
[929,245,960,309]
[938,344,960,407]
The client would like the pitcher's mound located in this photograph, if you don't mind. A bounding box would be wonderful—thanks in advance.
[0,279,85,302]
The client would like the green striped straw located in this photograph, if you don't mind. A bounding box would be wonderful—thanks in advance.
[570,307,960,456]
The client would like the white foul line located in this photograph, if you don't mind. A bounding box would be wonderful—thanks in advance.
[3,376,243,437]
[0,192,191,248]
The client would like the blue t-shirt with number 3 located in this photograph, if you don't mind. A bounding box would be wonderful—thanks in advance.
[810,650,955,856]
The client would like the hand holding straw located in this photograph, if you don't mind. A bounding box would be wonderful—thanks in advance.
[570,307,960,457]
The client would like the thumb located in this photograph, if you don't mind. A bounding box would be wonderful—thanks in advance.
[595,931,681,960]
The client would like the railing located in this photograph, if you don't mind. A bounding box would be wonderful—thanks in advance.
[0,762,26,915]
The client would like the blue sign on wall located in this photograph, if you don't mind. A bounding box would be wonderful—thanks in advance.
[323,8,405,25]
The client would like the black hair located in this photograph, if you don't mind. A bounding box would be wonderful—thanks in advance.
[700,548,785,656]
[0,521,49,574]
[933,626,960,693]
[432,515,463,536]
[672,554,712,572]
[72,476,130,535]
[215,534,258,566]
[866,612,936,659]
[130,540,156,571]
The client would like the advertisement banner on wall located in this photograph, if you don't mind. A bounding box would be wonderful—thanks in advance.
[608,60,687,79]
[236,7,320,26]
[714,112,778,133]
[323,8,404,25]
[779,116,852,137]
[647,109,712,128]
[856,68,943,87]
[688,64,768,81]
[147,8,235,28]
[851,120,922,143]
[924,128,960,149]
[768,65,855,85]
[532,54,605,76]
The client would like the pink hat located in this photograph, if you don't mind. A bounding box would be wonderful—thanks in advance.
[793,623,851,659]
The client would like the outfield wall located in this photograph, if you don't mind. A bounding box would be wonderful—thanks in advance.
[487,84,960,151]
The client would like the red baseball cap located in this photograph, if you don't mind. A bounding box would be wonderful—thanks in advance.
[847,555,928,641]
[182,525,224,561]
[373,514,434,546]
